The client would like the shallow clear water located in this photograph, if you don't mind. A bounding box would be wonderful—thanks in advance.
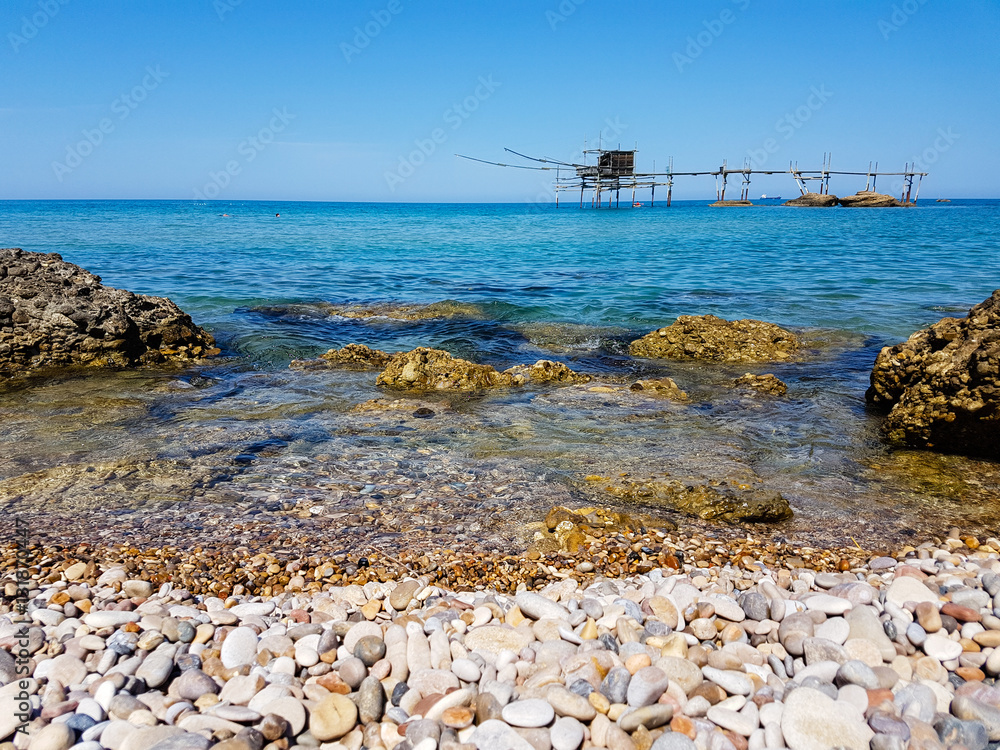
[1,199,999,549]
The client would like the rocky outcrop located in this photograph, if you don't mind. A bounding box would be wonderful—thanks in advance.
[504,359,591,385]
[0,248,217,374]
[783,193,839,207]
[709,200,753,207]
[838,191,903,208]
[291,343,392,371]
[629,377,688,401]
[629,315,799,363]
[603,474,792,523]
[734,373,788,396]
[376,347,515,391]
[867,291,1000,457]
[376,348,590,391]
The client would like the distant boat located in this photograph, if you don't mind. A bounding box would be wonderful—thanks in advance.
[632,202,643,207]
[759,194,782,200]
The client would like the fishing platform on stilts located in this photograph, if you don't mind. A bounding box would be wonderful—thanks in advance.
[457,147,928,207]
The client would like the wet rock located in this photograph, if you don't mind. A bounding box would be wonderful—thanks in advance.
[376,347,518,391]
[0,248,217,375]
[290,343,393,371]
[503,360,591,385]
[629,378,688,401]
[629,315,799,363]
[605,474,792,523]
[866,290,1000,458]
[733,373,788,396]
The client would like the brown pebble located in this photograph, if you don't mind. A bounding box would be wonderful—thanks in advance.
[866,688,895,710]
[670,715,697,739]
[955,667,985,682]
[316,673,351,695]
[258,713,289,741]
[689,683,726,705]
[440,706,474,729]
[941,603,981,623]
[915,602,942,633]
[413,693,443,717]
[724,729,749,750]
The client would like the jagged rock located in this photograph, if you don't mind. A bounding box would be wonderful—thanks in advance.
[376,347,518,391]
[734,373,788,396]
[629,378,688,401]
[603,474,792,523]
[629,315,799,363]
[838,191,903,207]
[0,248,217,375]
[291,344,392,371]
[709,200,753,207]
[504,360,591,385]
[866,291,1000,457]
[783,193,839,207]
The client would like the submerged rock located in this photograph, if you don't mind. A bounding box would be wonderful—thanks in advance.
[866,290,1000,458]
[709,200,753,207]
[376,348,590,391]
[504,359,591,385]
[629,315,799,363]
[603,474,792,523]
[291,343,392,371]
[838,190,903,207]
[253,299,485,321]
[376,347,518,391]
[0,247,217,374]
[784,193,839,207]
[629,377,688,401]
[734,373,788,396]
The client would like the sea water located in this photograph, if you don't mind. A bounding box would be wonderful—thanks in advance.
[1,199,998,547]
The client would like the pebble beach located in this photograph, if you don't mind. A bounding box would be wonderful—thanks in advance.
[3,525,1000,750]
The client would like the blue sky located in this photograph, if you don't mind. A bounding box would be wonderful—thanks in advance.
[2,1,998,201]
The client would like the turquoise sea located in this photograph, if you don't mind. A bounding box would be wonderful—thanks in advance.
[2,199,999,549]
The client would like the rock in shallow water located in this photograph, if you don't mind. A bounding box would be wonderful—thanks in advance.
[866,289,1000,458]
[628,314,799,363]
[0,247,217,374]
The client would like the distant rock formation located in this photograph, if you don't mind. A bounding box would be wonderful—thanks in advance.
[629,315,799,363]
[291,343,393,370]
[867,291,1000,458]
[375,347,589,391]
[734,373,788,396]
[709,200,753,207]
[838,191,903,207]
[0,248,217,374]
[783,194,839,207]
